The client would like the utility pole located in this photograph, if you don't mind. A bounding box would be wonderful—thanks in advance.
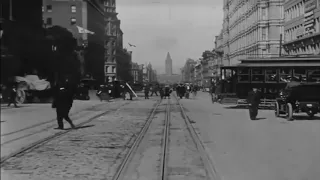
[279,33,283,56]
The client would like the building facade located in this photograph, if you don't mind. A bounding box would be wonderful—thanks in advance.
[1,0,43,82]
[104,0,118,83]
[116,48,133,82]
[165,52,173,75]
[181,59,196,82]
[220,0,284,65]
[42,0,105,83]
[131,62,143,83]
[283,0,320,55]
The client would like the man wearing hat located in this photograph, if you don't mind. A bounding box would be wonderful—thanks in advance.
[247,87,261,120]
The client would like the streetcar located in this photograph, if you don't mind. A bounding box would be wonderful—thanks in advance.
[218,56,320,108]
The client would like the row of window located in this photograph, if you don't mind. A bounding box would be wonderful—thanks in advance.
[45,17,76,25]
[105,65,116,73]
[105,22,117,36]
[238,68,320,82]
[43,5,76,13]
[286,42,320,55]
[285,17,320,42]
[229,27,268,53]
[103,0,115,7]
[284,0,305,22]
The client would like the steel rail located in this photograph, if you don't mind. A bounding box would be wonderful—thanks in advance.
[0,101,131,165]
[160,98,170,180]
[1,103,107,137]
[173,94,221,180]
[111,99,164,180]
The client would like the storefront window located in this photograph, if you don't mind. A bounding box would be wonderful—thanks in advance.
[251,68,264,82]
[308,69,320,82]
[293,68,307,82]
[279,68,292,82]
[265,69,277,82]
[238,68,249,82]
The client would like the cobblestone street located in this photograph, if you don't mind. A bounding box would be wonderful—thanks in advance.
[1,98,158,180]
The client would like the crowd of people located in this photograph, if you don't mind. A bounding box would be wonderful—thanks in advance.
[2,77,262,129]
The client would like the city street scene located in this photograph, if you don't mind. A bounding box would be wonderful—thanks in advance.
[1,0,320,180]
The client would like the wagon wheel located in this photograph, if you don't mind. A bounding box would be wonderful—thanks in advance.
[274,101,280,117]
[15,89,26,104]
[308,113,314,119]
[286,103,293,121]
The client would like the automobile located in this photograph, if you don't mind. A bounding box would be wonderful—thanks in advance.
[274,82,320,120]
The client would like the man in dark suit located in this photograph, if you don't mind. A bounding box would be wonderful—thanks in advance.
[144,85,150,99]
[247,87,261,120]
[8,83,18,108]
[52,78,76,129]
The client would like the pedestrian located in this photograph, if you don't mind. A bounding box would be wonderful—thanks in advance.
[210,84,216,103]
[7,83,18,108]
[247,87,261,120]
[52,77,76,130]
[192,85,198,98]
[159,86,164,99]
[179,84,186,99]
[144,85,150,99]
[176,84,181,97]
[150,85,158,96]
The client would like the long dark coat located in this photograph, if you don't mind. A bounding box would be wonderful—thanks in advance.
[52,82,74,110]
[247,90,261,106]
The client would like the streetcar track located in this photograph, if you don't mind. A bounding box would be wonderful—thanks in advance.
[111,99,163,180]
[112,96,219,180]
[1,102,109,137]
[160,98,170,180]
[174,94,221,180]
[0,101,131,165]
[0,112,99,146]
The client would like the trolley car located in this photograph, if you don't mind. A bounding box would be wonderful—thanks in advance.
[218,56,320,108]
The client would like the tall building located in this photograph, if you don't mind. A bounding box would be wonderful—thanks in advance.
[283,0,320,55]
[104,0,118,83]
[220,0,284,65]
[42,0,105,83]
[131,62,143,83]
[1,0,43,82]
[181,59,196,82]
[165,52,173,75]
[1,0,43,27]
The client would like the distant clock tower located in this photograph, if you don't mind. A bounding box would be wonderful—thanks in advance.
[165,52,173,75]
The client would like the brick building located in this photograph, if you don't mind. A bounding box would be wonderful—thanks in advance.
[283,0,320,55]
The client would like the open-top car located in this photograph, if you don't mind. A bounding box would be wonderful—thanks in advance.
[275,82,320,120]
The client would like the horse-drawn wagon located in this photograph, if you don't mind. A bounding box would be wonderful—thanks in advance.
[15,75,52,104]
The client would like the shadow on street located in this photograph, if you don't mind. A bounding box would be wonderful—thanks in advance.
[279,115,320,121]
[223,105,273,111]
[64,124,95,130]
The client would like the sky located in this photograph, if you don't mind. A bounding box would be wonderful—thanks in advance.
[116,0,224,74]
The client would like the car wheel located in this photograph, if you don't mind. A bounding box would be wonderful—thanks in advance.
[274,102,280,117]
[286,103,293,121]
